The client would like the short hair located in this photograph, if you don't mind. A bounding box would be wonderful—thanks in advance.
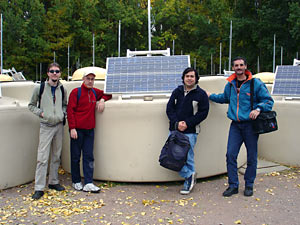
[47,62,61,72]
[232,56,247,66]
[181,67,199,83]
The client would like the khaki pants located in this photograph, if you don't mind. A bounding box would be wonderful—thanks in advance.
[34,123,63,191]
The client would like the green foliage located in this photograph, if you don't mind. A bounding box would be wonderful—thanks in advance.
[0,0,299,79]
[288,2,300,43]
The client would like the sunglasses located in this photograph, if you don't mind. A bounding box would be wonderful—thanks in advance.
[49,70,60,74]
[234,64,244,67]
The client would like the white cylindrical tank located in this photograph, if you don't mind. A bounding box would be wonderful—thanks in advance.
[0,96,39,189]
[61,77,247,182]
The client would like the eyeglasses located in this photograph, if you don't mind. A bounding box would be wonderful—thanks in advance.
[49,70,60,74]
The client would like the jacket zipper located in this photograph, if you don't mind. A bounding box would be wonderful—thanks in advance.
[88,90,91,103]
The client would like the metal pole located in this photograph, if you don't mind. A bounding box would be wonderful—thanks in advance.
[219,42,222,74]
[118,20,121,57]
[281,46,283,65]
[0,14,2,75]
[92,33,95,66]
[148,0,151,51]
[40,63,42,81]
[228,20,232,71]
[67,44,70,81]
[211,54,213,75]
[194,58,196,69]
[273,34,276,73]
[54,51,56,63]
[172,40,175,55]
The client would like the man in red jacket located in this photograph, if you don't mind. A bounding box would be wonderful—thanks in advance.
[67,71,112,193]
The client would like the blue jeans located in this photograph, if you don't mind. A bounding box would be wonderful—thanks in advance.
[179,133,198,180]
[227,121,259,188]
[70,129,95,184]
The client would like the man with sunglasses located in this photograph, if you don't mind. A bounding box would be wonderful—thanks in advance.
[206,57,274,197]
[28,63,67,200]
[67,71,112,193]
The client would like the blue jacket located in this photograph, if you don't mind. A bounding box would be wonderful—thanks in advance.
[209,70,274,122]
[167,85,209,133]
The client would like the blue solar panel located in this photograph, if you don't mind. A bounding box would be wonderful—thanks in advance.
[105,55,190,94]
[272,66,300,96]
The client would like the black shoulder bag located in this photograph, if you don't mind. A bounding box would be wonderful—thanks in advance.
[250,79,278,134]
[159,130,190,171]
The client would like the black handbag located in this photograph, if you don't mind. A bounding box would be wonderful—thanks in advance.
[250,79,278,134]
[159,130,190,171]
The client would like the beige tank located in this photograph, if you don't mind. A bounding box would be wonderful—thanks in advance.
[0,85,40,189]
[60,77,247,182]
[2,75,299,188]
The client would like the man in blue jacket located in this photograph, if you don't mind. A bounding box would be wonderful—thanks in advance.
[167,67,209,195]
[207,56,274,197]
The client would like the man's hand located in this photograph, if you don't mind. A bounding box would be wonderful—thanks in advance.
[70,129,78,139]
[249,109,260,120]
[178,121,187,132]
[40,112,44,118]
[96,99,105,112]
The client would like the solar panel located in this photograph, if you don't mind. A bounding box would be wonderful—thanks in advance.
[105,55,190,94]
[272,66,300,96]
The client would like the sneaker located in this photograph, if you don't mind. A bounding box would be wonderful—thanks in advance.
[83,183,100,193]
[180,172,197,195]
[222,187,239,197]
[72,182,83,191]
[48,184,65,191]
[32,191,44,200]
[244,187,253,197]
[180,186,190,195]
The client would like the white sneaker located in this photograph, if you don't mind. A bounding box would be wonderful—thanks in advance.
[72,182,83,191]
[83,183,100,193]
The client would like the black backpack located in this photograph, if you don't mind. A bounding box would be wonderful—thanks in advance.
[159,130,190,172]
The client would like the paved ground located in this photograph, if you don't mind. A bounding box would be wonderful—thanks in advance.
[0,167,300,225]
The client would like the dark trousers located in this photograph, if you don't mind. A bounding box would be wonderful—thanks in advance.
[70,129,94,184]
[227,121,259,188]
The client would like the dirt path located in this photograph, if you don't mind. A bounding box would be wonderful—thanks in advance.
[0,168,299,225]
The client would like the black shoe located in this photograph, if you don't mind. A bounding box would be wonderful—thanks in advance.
[222,187,238,197]
[48,184,65,191]
[244,187,253,197]
[32,191,44,200]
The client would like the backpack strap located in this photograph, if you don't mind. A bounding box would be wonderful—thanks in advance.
[91,88,97,99]
[250,78,255,110]
[60,85,65,105]
[77,87,81,104]
[38,82,45,108]
[77,87,97,104]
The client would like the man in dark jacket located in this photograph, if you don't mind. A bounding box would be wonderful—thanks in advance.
[67,71,112,193]
[167,67,209,195]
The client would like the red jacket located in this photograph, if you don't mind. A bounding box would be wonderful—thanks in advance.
[67,83,112,130]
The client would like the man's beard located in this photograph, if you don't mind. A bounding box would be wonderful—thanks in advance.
[51,79,58,83]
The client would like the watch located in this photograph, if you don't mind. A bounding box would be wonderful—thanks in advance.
[255,108,261,112]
